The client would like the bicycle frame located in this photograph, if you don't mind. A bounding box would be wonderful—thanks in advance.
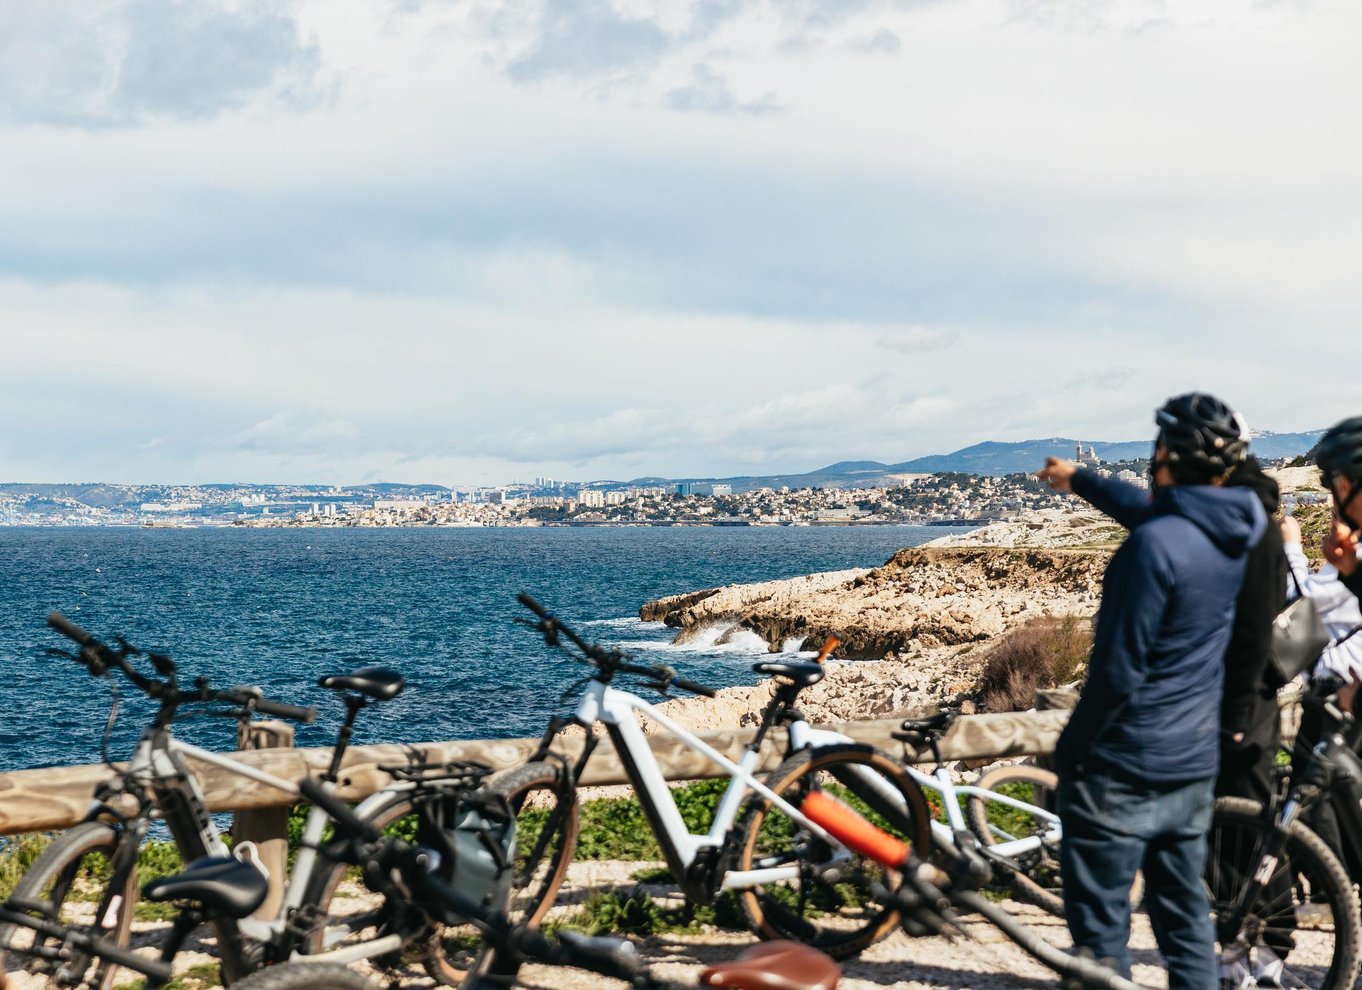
[114,728,429,964]
[573,679,851,901]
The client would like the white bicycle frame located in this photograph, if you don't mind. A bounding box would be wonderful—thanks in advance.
[800,727,1061,862]
[118,733,428,964]
[575,679,861,892]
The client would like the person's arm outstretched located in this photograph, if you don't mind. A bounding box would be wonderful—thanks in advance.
[1037,457,1154,530]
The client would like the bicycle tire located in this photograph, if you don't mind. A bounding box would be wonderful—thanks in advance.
[0,822,137,990]
[456,760,579,988]
[227,962,378,990]
[1207,796,1362,990]
[735,743,933,960]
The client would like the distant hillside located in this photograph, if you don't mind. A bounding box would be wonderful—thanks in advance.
[642,430,1325,491]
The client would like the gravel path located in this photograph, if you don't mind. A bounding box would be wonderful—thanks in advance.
[2,869,1178,990]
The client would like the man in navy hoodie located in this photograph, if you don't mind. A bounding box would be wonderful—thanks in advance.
[1038,393,1266,990]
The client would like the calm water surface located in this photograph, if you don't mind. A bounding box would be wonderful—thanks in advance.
[0,526,960,772]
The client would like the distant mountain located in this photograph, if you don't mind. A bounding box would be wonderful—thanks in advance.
[811,460,891,475]
[887,439,1101,477]
[629,429,1326,492]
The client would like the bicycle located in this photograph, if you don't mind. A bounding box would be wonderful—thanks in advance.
[481,593,933,969]
[1,854,271,990]
[1202,691,1362,990]
[0,613,494,989]
[886,708,1070,912]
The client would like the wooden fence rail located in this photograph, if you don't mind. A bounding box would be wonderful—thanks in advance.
[0,709,1071,838]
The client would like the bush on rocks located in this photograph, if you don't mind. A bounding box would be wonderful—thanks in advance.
[974,615,1092,713]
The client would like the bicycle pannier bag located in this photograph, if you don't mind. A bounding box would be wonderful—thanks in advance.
[419,790,516,911]
[1269,570,1331,684]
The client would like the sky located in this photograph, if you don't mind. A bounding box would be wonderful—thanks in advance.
[1,0,1358,486]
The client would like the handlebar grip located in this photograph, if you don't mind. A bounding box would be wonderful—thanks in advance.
[48,611,96,646]
[253,698,318,724]
[670,676,716,698]
[517,592,549,617]
[298,778,381,843]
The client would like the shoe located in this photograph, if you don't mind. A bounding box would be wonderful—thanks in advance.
[1219,951,1254,990]
[1251,946,1286,989]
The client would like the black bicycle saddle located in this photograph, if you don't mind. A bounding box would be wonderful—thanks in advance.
[143,857,269,919]
[752,661,825,688]
[318,666,405,701]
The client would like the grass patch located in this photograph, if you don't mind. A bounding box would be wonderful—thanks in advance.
[551,886,747,937]
[116,961,221,990]
[974,615,1093,713]
[0,832,53,899]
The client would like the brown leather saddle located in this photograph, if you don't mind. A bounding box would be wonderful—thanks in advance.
[700,941,841,990]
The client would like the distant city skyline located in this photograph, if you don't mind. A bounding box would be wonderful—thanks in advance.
[1,1,1358,486]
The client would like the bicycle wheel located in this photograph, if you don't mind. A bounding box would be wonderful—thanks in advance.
[1207,796,1361,990]
[455,760,579,987]
[735,743,933,960]
[0,822,138,990]
[966,763,1066,915]
[228,962,377,990]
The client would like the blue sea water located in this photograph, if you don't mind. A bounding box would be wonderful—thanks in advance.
[0,526,955,773]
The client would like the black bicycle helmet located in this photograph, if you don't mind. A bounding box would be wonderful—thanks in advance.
[1315,417,1362,484]
[1153,392,1249,483]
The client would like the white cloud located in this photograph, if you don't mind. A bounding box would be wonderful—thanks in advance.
[0,0,1357,482]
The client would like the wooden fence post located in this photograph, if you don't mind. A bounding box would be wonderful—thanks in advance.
[233,720,294,920]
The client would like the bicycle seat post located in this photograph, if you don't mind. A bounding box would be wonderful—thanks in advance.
[324,695,366,783]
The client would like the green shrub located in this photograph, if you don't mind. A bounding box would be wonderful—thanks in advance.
[554,886,747,937]
[974,615,1093,713]
[0,832,53,899]
[572,780,727,861]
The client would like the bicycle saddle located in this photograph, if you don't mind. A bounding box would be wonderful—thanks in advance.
[896,708,959,738]
[143,856,269,919]
[318,666,405,701]
[700,941,840,990]
[752,661,825,688]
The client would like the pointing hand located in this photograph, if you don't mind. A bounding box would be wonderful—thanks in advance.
[1036,457,1077,494]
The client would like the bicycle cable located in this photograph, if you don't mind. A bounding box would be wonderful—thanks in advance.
[100,678,122,772]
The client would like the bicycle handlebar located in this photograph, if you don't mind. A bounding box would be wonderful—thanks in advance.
[47,610,96,647]
[47,612,316,723]
[516,593,717,698]
[0,903,174,984]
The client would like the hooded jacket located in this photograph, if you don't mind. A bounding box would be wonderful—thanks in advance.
[1221,458,1287,730]
[1056,469,1267,784]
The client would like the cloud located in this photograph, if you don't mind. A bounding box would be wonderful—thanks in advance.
[228,413,360,454]
[664,64,782,115]
[876,327,959,353]
[0,0,322,127]
[504,2,673,82]
[846,28,902,53]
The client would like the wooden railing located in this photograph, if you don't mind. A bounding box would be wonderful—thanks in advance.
[0,709,1071,838]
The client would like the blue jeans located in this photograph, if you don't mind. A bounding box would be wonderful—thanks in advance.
[1058,769,1217,990]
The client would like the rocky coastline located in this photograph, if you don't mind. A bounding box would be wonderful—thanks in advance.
[644,508,1120,732]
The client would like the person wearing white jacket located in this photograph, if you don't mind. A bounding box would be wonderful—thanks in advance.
[1280,514,1362,697]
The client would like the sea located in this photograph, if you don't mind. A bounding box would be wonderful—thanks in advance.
[0,525,962,774]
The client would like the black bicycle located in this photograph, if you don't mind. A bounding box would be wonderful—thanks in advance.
[1202,690,1362,990]
[0,614,494,989]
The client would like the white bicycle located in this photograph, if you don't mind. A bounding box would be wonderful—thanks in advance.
[498,594,934,965]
